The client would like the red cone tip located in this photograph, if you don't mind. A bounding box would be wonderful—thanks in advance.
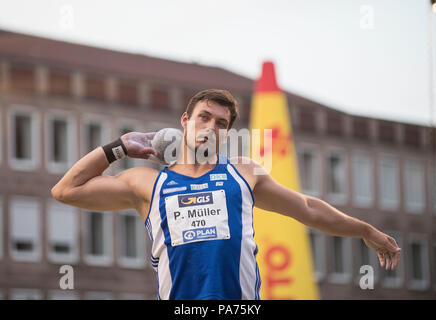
[255,61,281,92]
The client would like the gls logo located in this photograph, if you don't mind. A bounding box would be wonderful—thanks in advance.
[178,192,213,207]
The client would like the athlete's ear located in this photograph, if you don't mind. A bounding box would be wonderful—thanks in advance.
[181,112,189,129]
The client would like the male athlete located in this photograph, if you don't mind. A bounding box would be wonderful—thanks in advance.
[51,89,401,300]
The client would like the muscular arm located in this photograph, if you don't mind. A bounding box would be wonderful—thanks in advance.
[241,158,401,270]
[253,167,371,238]
[51,146,156,220]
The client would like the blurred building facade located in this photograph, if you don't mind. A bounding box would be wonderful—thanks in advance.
[0,30,435,300]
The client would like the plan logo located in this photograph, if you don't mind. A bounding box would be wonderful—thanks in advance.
[178,192,213,207]
[182,227,217,243]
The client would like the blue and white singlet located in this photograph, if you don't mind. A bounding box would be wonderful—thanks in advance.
[145,154,261,300]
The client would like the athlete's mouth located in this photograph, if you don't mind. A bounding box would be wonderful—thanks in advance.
[197,132,212,143]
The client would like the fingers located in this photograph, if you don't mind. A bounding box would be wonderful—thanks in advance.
[143,147,158,159]
[377,251,385,268]
[378,249,401,271]
[391,248,401,270]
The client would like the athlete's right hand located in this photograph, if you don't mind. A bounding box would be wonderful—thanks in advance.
[120,132,159,159]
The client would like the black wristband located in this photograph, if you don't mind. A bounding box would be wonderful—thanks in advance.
[102,138,128,164]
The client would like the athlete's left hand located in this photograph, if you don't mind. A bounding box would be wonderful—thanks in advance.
[363,227,401,271]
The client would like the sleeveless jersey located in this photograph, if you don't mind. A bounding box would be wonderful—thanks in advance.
[145,154,261,300]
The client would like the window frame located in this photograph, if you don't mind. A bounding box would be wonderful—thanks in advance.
[326,148,348,205]
[80,113,111,158]
[9,196,41,262]
[45,109,77,174]
[297,143,321,198]
[7,104,41,172]
[327,235,352,284]
[352,150,374,208]
[118,210,147,269]
[403,158,425,214]
[378,153,400,211]
[47,199,79,264]
[407,234,430,291]
[83,210,114,267]
[308,227,326,282]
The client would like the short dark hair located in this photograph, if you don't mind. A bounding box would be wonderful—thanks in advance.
[185,89,239,129]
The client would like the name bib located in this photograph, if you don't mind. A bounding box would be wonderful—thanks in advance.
[164,189,230,246]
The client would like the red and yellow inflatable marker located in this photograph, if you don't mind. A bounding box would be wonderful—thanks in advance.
[250,61,320,300]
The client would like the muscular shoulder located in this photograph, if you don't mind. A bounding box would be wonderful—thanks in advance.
[115,166,160,202]
[228,156,268,190]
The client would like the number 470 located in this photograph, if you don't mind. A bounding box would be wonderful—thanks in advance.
[191,220,206,227]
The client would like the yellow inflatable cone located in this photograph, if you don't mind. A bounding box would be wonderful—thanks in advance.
[250,61,320,299]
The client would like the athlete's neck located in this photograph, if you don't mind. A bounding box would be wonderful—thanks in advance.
[168,142,217,177]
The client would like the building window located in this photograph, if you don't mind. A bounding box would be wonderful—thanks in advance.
[85,74,106,101]
[298,148,320,197]
[298,108,316,132]
[119,211,146,269]
[407,237,429,291]
[10,197,41,262]
[354,238,378,285]
[403,125,420,148]
[326,112,343,136]
[10,64,35,93]
[150,87,169,110]
[49,69,71,97]
[118,125,136,171]
[8,105,40,171]
[118,80,138,106]
[84,211,113,266]
[46,111,77,174]
[81,115,111,157]
[326,150,347,205]
[47,200,78,264]
[381,232,403,288]
[378,121,395,144]
[403,159,425,214]
[10,289,42,300]
[352,152,373,208]
[352,117,369,140]
[328,236,351,284]
[378,155,399,210]
[308,228,325,282]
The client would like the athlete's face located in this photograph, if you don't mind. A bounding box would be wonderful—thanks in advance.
[181,100,230,157]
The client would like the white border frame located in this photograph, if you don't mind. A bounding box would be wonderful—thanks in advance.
[45,108,77,174]
[46,199,79,264]
[352,150,374,208]
[407,234,430,291]
[403,158,425,214]
[80,112,111,158]
[308,227,326,282]
[9,195,41,262]
[328,235,352,284]
[7,104,41,172]
[297,143,322,198]
[378,153,400,211]
[325,147,348,206]
[83,210,113,267]
[117,210,146,269]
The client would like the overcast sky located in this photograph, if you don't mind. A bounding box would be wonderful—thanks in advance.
[0,0,435,126]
